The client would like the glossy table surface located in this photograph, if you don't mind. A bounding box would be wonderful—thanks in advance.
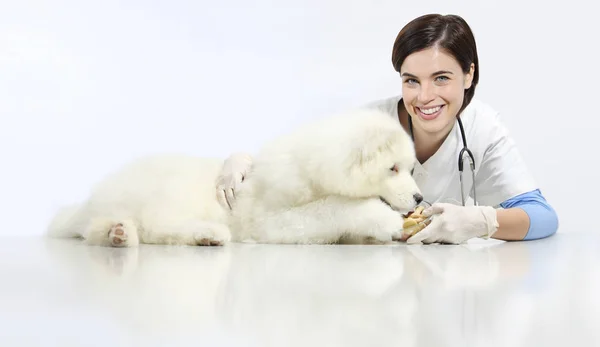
[1,232,597,347]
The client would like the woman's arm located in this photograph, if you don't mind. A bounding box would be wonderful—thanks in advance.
[464,104,558,241]
[406,189,558,245]
[494,189,559,241]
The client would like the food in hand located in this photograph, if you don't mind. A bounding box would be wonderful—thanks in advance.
[402,206,431,236]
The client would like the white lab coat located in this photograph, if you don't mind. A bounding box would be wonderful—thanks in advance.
[364,95,538,208]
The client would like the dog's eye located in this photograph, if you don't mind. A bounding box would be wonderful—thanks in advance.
[390,164,399,173]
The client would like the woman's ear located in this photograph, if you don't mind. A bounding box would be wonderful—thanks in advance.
[464,63,475,89]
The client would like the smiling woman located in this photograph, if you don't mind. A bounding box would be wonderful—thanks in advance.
[391,14,478,164]
[215,13,559,245]
[380,14,559,244]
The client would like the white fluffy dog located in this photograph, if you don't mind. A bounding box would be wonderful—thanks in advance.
[47,108,423,247]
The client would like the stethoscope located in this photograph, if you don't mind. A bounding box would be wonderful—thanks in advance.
[407,114,477,206]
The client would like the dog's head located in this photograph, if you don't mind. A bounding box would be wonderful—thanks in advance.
[310,108,422,213]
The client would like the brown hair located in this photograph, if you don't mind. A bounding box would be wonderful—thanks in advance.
[392,14,479,115]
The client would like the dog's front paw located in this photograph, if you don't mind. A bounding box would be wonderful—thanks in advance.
[361,200,405,242]
[190,222,231,246]
[378,213,405,242]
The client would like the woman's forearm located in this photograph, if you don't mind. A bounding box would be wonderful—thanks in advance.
[492,190,559,241]
[493,208,531,241]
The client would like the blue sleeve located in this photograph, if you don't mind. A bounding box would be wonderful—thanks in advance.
[499,189,559,240]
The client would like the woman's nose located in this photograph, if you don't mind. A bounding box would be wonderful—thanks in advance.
[418,84,435,103]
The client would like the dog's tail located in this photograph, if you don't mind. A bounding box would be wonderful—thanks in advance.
[46,203,87,239]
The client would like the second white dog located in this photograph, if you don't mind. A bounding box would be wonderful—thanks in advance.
[46,108,423,247]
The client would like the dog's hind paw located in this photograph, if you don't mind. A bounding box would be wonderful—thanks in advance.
[108,223,129,247]
[83,218,139,247]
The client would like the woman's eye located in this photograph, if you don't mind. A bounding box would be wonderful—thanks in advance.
[435,75,449,82]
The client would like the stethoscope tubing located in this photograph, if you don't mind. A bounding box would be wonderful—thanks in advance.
[408,114,477,206]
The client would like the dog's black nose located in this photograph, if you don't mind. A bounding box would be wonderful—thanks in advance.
[413,193,423,204]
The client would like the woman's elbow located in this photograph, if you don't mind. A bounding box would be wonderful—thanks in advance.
[521,203,559,240]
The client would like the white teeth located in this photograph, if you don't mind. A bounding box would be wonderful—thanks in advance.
[418,106,441,115]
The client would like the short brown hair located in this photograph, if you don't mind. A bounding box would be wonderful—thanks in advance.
[392,14,479,115]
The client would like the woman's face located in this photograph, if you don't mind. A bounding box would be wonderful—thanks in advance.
[400,47,474,137]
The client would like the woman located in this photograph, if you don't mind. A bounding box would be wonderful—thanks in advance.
[215,14,559,244]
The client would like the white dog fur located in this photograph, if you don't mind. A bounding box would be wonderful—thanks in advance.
[46,108,422,247]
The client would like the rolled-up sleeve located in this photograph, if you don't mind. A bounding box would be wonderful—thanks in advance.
[499,189,559,240]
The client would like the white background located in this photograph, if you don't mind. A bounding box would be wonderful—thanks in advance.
[0,0,596,237]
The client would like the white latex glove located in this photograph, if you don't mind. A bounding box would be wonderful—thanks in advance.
[215,152,253,210]
[406,203,499,245]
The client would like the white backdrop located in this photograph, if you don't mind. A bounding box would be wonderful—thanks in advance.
[0,0,596,237]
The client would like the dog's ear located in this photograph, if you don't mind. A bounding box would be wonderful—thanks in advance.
[350,131,396,172]
[336,108,407,172]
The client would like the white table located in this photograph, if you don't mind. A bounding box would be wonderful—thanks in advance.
[1,232,596,347]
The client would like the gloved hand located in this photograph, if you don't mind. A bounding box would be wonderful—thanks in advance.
[215,152,253,210]
[406,203,499,245]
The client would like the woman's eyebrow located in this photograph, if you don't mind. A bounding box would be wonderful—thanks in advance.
[401,70,454,78]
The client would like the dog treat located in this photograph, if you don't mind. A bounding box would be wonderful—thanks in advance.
[402,206,430,236]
